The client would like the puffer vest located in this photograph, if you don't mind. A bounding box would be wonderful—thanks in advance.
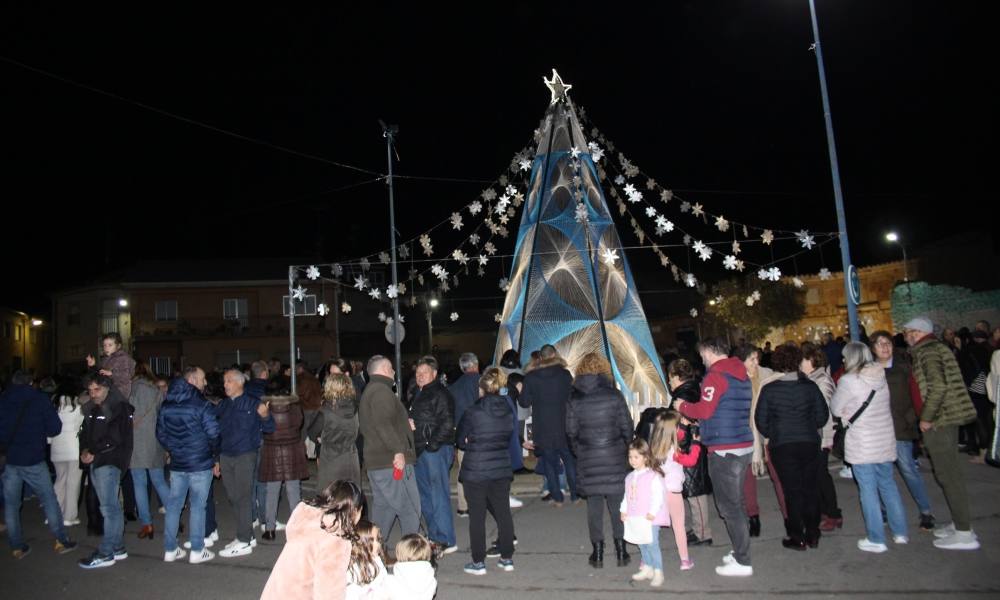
[699,373,753,448]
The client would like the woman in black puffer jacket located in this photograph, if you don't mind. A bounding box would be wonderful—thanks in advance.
[754,343,829,551]
[457,367,515,571]
[566,353,634,569]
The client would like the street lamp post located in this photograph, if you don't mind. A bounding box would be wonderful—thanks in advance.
[426,296,439,353]
[885,232,909,281]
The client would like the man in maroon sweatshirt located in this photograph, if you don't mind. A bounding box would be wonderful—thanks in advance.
[674,337,754,577]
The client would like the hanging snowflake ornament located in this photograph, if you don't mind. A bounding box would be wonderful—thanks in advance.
[450,312,459,322]
[685,273,697,288]
[758,268,770,281]
[691,203,705,217]
[683,234,692,246]
[482,188,497,202]
[715,215,730,232]
[317,303,329,316]
[569,146,581,159]
[645,206,657,218]
[732,240,742,255]
[819,268,832,280]
[660,189,673,203]
[398,245,409,259]
[359,257,371,272]
[792,277,805,288]
[679,201,691,213]
[574,202,589,223]
[477,266,485,277]
[746,296,756,307]
[752,290,762,301]
[292,285,307,301]
[477,254,488,266]
[484,242,497,256]
[353,276,368,291]
[723,255,738,270]
[332,263,343,277]
[341,302,352,314]
[369,288,382,300]
[761,230,774,245]
[736,259,746,272]
[469,233,480,245]
[450,212,464,230]
[797,230,816,249]
[601,247,620,266]
[386,284,399,299]
[742,225,749,238]
[452,250,469,266]
[768,267,782,281]
[692,240,712,261]
[379,251,391,265]
[689,308,698,318]
[305,265,320,280]
[494,313,502,323]
[378,312,387,322]
[614,174,625,185]
[499,277,510,291]
[468,201,483,216]
[519,159,531,171]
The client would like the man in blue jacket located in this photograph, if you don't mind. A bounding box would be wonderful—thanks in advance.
[450,352,481,517]
[157,366,220,565]
[217,368,274,558]
[0,371,78,559]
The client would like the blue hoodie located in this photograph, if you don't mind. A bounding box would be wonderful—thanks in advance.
[217,391,276,457]
[0,384,62,466]
[156,378,220,472]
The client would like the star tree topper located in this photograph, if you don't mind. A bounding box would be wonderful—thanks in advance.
[543,69,573,104]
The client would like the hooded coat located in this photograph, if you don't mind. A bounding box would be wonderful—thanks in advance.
[129,377,166,469]
[831,363,895,465]
[457,393,514,483]
[518,361,573,450]
[259,395,308,482]
[259,502,351,600]
[156,378,219,473]
[565,373,634,496]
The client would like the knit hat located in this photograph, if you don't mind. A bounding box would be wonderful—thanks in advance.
[901,316,934,333]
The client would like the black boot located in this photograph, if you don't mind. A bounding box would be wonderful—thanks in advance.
[588,541,604,568]
[748,515,761,538]
[613,538,631,567]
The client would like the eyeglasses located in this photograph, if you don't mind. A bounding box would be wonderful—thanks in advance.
[874,340,893,347]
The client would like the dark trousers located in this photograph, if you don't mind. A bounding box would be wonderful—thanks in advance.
[465,478,515,563]
[769,442,821,542]
[221,452,257,543]
[586,493,625,543]
[539,447,578,503]
[85,471,103,534]
[817,448,841,518]
[121,469,137,518]
[709,451,753,566]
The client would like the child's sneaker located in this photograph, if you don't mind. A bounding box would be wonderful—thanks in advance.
[650,569,664,587]
[497,558,514,572]
[680,558,695,571]
[464,561,487,575]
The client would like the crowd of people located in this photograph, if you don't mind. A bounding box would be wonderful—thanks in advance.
[0,314,997,596]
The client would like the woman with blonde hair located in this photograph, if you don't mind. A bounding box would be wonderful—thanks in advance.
[566,352,634,569]
[308,373,361,489]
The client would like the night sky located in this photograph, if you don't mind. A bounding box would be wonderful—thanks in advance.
[2,2,993,315]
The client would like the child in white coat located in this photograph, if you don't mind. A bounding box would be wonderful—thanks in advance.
[385,534,437,600]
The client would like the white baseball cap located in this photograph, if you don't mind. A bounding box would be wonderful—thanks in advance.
[901,316,934,333]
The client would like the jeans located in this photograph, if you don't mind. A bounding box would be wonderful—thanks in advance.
[265,480,301,531]
[221,452,257,543]
[708,451,752,566]
[852,462,907,544]
[164,469,212,552]
[131,468,170,527]
[2,462,71,550]
[53,461,83,523]
[539,447,578,503]
[465,478,515,563]
[91,465,124,556]
[639,526,662,571]
[414,445,456,547]
[586,493,624,543]
[769,442,821,542]
[895,440,932,515]
[368,466,421,540]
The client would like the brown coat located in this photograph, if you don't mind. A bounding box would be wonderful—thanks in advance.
[258,395,309,482]
[297,371,323,411]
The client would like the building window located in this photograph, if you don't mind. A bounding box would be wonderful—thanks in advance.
[215,349,260,369]
[282,295,317,316]
[223,298,249,327]
[100,298,120,334]
[155,300,178,321]
[149,357,172,376]
[67,303,81,326]
[15,324,22,341]
[30,330,38,345]
[3,322,9,338]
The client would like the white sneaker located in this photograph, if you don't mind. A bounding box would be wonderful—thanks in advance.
[509,496,523,508]
[208,529,220,542]
[715,561,753,577]
[226,538,258,549]
[252,519,260,528]
[838,466,853,479]
[632,565,653,581]
[183,537,215,549]
[722,551,736,565]
[63,519,81,527]
[275,522,286,531]
[219,542,253,558]
[441,545,459,555]
[650,569,664,587]
[933,522,956,539]
[189,548,215,564]
[893,535,909,545]
[164,548,186,562]
[857,538,888,553]
[933,530,980,551]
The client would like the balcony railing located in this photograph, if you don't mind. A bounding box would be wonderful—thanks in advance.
[133,315,332,340]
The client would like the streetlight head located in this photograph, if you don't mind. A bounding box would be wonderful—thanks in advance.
[885,232,899,242]
[429,298,439,308]
[118,298,129,307]
[31,319,43,326]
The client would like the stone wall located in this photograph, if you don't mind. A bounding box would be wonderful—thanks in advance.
[891,282,1000,331]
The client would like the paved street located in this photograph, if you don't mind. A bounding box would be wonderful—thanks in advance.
[2,457,999,599]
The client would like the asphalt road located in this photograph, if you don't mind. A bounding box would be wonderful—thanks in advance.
[2,456,998,599]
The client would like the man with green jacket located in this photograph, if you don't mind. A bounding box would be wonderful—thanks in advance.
[903,317,979,550]
[358,355,420,541]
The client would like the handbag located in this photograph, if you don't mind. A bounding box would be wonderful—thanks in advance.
[832,390,876,460]
[624,516,653,545]
[0,398,31,470]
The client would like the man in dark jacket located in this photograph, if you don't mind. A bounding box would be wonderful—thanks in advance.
[157,366,221,565]
[217,368,274,557]
[358,355,420,541]
[247,361,270,528]
[450,352,481,517]
[0,371,78,559]
[409,356,457,553]
[78,373,133,569]
[518,345,578,504]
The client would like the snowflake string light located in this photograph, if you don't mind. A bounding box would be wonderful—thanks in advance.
[645,206,657,218]
[450,212,464,230]
[379,251,391,265]
[601,247,619,266]
[305,265,320,280]
[431,263,445,278]
[378,312,387,322]
[353,276,368,291]
[359,257,371,271]
[761,230,774,245]
[341,302,352,314]
[732,240,742,255]
[819,268,832,280]
[469,233,480,245]
[689,308,698,318]
[679,201,691,213]
[499,277,510,291]
[591,146,604,161]
[386,284,399,299]
[292,285,307,301]
[746,296,756,307]
[369,288,382,300]
[683,234,692,246]
[477,266,485,277]
[469,201,483,216]
[723,255,738,270]
[692,240,712,261]
[646,178,657,191]
[796,230,816,249]
[484,242,497,256]
[614,174,625,185]
[482,188,497,202]
[439,280,450,293]
[768,267,782,281]
[317,303,329,316]
[742,225,749,238]
[569,146,581,159]
[398,245,409,259]
[512,192,524,207]
[397,283,407,296]
[660,189,673,203]
[659,253,670,267]
[715,215,730,232]
[505,184,517,196]
[623,183,636,196]
[477,254,488,266]
[736,260,746,272]
[758,268,769,281]
[792,277,804,288]
[450,312,459,322]
[752,290,762,301]
[575,202,589,223]
[498,226,509,238]
[519,159,531,171]
[685,273,697,288]
[494,313,502,323]
[691,203,705,217]
[452,250,469,266]
[332,263,343,277]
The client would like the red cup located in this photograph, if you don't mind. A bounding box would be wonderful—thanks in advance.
[393,467,403,480]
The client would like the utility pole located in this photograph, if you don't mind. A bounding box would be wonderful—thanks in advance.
[380,119,403,392]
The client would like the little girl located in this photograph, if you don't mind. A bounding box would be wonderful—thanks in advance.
[650,409,695,571]
[620,438,669,587]
[385,533,438,600]
[346,520,388,600]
